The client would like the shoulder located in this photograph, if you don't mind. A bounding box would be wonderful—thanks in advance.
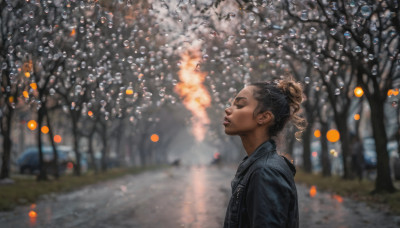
[250,153,295,184]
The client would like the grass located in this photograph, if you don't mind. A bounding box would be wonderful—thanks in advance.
[0,165,163,211]
[295,170,400,215]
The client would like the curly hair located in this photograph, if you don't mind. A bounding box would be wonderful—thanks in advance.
[250,78,307,138]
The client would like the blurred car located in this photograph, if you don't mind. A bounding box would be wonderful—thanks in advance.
[17,146,88,175]
[16,146,70,175]
[363,137,399,180]
[58,146,88,174]
[363,138,398,168]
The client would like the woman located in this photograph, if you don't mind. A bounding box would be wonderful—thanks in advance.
[223,79,305,228]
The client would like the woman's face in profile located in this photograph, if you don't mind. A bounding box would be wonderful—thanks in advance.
[223,86,259,135]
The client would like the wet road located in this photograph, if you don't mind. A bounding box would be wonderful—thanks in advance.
[0,166,400,228]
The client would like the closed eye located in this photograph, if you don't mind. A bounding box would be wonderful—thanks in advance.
[235,103,244,109]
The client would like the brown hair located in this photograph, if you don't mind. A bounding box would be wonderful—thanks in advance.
[250,78,306,138]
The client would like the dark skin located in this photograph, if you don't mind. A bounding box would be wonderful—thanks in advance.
[223,86,275,156]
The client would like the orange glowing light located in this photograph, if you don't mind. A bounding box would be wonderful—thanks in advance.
[23,60,33,72]
[312,151,318,157]
[326,129,340,143]
[125,88,134,95]
[88,111,93,117]
[332,194,343,203]
[8,96,14,103]
[314,130,321,138]
[29,210,37,218]
[54,135,62,143]
[388,89,399,96]
[174,49,211,142]
[30,83,37,90]
[25,72,31,78]
[23,91,29,98]
[41,126,49,134]
[151,134,159,142]
[354,87,364,97]
[27,120,37,131]
[67,162,74,170]
[70,28,76,36]
[354,114,360,120]
[309,185,317,197]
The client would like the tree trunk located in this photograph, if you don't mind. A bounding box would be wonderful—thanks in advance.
[114,119,124,167]
[302,124,312,173]
[88,129,98,173]
[71,114,81,176]
[37,107,48,181]
[45,108,59,179]
[336,115,351,179]
[100,123,108,172]
[138,133,147,166]
[320,122,331,177]
[397,102,400,158]
[370,99,395,193]
[0,107,13,179]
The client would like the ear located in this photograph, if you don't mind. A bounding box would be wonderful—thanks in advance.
[257,111,274,126]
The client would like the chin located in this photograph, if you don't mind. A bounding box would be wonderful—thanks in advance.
[224,129,237,135]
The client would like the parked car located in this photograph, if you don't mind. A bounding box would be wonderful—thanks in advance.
[362,137,399,180]
[57,146,88,174]
[16,146,88,175]
[16,146,70,175]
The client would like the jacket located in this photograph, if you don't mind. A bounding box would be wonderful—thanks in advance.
[223,140,299,228]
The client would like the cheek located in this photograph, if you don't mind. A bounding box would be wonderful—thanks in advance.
[235,110,255,124]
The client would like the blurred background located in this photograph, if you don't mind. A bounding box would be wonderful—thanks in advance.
[0,0,399,227]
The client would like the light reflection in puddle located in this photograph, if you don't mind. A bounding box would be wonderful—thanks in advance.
[181,166,206,228]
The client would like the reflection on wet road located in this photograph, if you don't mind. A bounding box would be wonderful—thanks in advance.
[181,166,207,227]
[0,166,400,228]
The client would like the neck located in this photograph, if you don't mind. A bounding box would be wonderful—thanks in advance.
[240,130,270,156]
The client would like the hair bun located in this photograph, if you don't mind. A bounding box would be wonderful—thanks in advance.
[277,79,306,137]
[277,79,303,111]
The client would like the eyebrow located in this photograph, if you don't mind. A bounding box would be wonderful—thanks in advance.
[234,97,247,102]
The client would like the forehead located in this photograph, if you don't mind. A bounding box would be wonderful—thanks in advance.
[236,86,256,98]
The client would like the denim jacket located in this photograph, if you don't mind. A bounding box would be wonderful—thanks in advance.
[223,140,299,228]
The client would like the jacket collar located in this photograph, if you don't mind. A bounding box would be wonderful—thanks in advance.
[235,139,276,178]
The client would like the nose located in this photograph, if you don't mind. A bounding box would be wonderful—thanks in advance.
[225,106,232,115]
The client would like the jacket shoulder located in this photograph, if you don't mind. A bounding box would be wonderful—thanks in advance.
[250,153,295,183]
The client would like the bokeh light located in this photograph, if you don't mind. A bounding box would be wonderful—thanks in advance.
[54,135,62,143]
[30,83,37,90]
[29,210,37,218]
[309,186,317,197]
[326,129,340,142]
[354,87,364,97]
[125,88,134,95]
[27,120,37,131]
[41,126,49,134]
[354,114,360,120]
[312,151,318,157]
[151,134,159,142]
[23,91,29,98]
[314,129,321,138]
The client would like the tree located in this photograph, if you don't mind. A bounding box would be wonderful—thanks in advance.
[0,0,25,180]
[283,0,398,192]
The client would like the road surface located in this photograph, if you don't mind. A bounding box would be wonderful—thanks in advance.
[0,165,399,227]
